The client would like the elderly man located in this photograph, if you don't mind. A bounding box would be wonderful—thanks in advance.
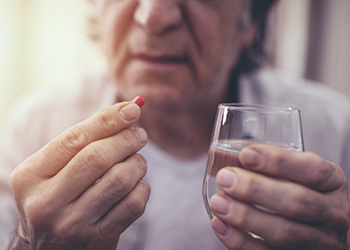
[1,0,350,249]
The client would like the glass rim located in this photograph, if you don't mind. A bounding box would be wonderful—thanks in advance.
[218,103,300,112]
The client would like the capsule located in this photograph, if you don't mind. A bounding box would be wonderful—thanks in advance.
[132,95,146,108]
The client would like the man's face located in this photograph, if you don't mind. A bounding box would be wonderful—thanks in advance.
[95,0,254,109]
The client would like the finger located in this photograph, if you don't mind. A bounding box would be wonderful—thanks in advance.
[74,153,147,220]
[52,127,148,201]
[25,101,142,178]
[97,179,151,237]
[239,144,346,192]
[210,194,339,249]
[44,177,150,249]
[211,217,270,250]
[215,167,348,226]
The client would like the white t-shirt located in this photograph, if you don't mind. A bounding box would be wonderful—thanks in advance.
[118,140,226,249]
[0,68,349,249]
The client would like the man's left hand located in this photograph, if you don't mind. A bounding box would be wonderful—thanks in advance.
[209,144,350,250]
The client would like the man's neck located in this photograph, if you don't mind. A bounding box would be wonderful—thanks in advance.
[139,104,217,159]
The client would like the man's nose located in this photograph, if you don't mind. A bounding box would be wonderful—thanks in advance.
[134,0,183,34]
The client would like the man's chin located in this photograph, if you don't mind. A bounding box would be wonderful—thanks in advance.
[116,80,194,104]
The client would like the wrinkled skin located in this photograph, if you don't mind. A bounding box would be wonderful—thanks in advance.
[8,0,350,249]
[95,0,255,109]
[94,0,257,158]
[9,102,150,249]
[210,144,350,249]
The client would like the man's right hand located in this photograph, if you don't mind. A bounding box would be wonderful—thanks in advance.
[9,101,150,250]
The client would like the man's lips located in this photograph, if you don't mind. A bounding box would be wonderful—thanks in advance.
[133,53,189,65]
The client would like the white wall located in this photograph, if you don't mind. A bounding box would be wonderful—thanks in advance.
[0,1,22,120]
[272,0,310,78]
[316,0,350,94]
[0,0,106,121]
[273,0,350,97]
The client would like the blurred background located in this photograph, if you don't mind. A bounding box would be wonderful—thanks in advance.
[0,0,349,121]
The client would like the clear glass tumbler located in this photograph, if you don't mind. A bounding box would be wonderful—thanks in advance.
[203,104,304,219]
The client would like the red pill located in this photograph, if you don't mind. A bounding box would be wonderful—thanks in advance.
[132,95,146,108]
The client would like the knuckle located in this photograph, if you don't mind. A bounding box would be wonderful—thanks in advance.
[121,129,138,148]
[286,187,321,219]
[241,175,259,200]
[52,208,87,239]
[270,223,291,245]
[125,195,147,219]
[304,152,335,187]
[98,107,119,131]
[271,150,288,168]
[23,196,52,226]
[334,165,348,188]
[83,144,112,173]
[344,207,350,225]
[233,203,250,228]
[312,165,331,185]
[117,129,142,155]
[288,187,307,207]
[52,217,71,238]
[121,181,150,223]
[288,189,308,213]
[59,126,88,154]
[327,205,350,231]
[110,172,132,194]
[132,154,148,174]
[139,179,151,198]
[9,168,22,194]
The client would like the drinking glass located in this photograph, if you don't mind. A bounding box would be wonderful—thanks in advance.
[202,104,304,219]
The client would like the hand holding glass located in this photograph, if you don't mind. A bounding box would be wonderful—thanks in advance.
[203,104,304,219]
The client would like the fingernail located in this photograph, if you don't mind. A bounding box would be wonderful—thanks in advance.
[119,103,140,121]
[131,127,148,143]
[210,195,230,215]
[240,148,263,167]
[217,169,237,189]
[212,217,229,236]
